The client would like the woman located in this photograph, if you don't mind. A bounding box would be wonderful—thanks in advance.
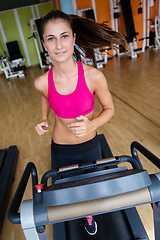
[35,10,126,235]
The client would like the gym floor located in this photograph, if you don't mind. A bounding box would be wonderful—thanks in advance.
[0,48,160,240]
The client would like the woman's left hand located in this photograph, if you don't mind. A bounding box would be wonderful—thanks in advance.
[68,115,95,137]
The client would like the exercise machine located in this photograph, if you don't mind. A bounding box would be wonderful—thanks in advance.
[110,0,121,56]
[110,0,121,33]
[120,0,140,59]
[8,134,160,239]
[0,145,18,235]
[132,0,159,53]
[76,8,108,69]
[119,0,159,58]
[0,41,26,80]
[110,0,137,58]
[110,0,140,58]
[28,18,52,69]
[155,15,160,50]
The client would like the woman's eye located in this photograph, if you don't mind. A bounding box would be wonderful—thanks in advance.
[48,38,55,42]
[62,35,69,39]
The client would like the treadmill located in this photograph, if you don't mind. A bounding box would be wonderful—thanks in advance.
[0,145,18,234]
[8,134,160,240]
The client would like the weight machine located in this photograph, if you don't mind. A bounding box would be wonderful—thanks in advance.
[155,15,160,49]
[77,7,108,69]
[28,18,52,69]
[110,0,121,56]
[110,0,160,58]
[110,0,139,59]
[131,0,160,53]
[0,41,26,80]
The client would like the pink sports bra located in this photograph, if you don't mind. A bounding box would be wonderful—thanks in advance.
[47,61,95,119]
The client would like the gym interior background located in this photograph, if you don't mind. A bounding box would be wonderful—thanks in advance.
[0,0,159,70]
[0,0,160,239]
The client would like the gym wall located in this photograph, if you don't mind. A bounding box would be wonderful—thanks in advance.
[0,1,53,73]
[54,0,159,49]
[0,0,51,12]
[52,0,61,11]
[76,0,92,10]
[0,0,159,74]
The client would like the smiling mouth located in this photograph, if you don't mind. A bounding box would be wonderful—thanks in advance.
[55,51,66,56]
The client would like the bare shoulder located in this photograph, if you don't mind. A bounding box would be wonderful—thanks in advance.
[83,63,107,88]
[34,71,48,95]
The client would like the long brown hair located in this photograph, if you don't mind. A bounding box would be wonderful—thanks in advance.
[41,10,127,65]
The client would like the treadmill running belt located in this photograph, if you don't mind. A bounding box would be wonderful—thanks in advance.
[65,211,134,240]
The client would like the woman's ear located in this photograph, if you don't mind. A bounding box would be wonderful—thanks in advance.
[73,33,76,45]
[41,40,47,52]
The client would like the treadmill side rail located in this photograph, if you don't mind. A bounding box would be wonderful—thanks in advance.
[21,200,48,240]
[21,200,40,240]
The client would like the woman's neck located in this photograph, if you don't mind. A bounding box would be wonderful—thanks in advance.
[53,58,77,78]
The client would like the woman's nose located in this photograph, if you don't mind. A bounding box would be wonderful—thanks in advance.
[56,38,62,49]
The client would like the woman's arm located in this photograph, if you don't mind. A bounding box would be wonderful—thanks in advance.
[34,75,50,135]
[90,69,114,129]
[68,68,114,137]
[41,94,51,122]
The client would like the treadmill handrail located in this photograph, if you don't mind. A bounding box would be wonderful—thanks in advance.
[58,157,118,172]
[41,170,57,188]
[41,158,119,188]
[131,141,160,169]
[41,155,143,188]
[57,155,143,173]
[116,155,143,170]
[8,162,38,224]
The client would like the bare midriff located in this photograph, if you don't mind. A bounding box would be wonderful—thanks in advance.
[52,111,96,144]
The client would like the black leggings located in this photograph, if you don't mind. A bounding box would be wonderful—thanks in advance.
[51,135,102,171]
[51,135,102,222]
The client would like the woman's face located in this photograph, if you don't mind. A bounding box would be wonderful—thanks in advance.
[42,19,76,63]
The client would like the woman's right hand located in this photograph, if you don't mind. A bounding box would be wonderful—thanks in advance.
[35,121,48,135]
